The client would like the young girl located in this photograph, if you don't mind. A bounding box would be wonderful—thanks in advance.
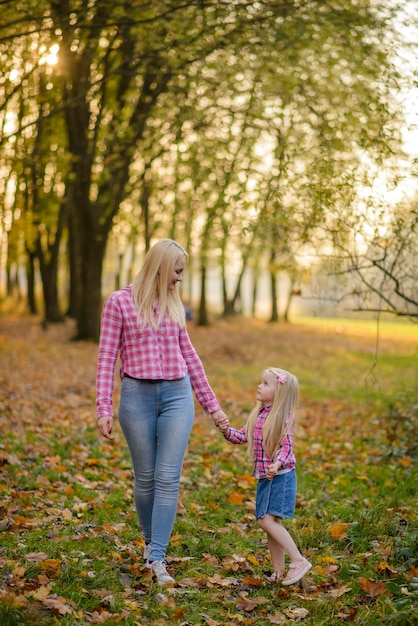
[219,367,311,585]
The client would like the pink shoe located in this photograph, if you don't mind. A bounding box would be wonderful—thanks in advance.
[282,558,312,586]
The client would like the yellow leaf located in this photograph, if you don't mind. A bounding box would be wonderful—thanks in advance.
[375,561,397,576]
[29,585,51,601]
[329,522,351,541]
[170,532,182,545]
[12,565,26,578]
[228,492,245,504]
[247,554,259,566]
[242,576,264,586]
[399,457,413,467]
[39,559,61,572]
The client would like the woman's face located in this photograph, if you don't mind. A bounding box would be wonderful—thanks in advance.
[168,256,186,290]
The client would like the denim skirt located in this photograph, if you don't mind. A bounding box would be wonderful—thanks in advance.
[255,470,297,519]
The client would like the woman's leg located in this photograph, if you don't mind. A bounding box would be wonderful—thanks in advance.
[118,377,159,546]
[150,377,194,562]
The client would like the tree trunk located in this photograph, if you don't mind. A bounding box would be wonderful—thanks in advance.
[269,269,279,322]
[66,207,82,318]
[197,264,209,326]
[251,269,259,318]
[26,251,37,314]
[36,236,63,323]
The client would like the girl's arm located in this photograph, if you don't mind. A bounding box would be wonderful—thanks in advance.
[274,429,295,468]
[222,425,248,445]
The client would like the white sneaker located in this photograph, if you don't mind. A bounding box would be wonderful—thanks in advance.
[143,543,151,564]
[150,560,175,585]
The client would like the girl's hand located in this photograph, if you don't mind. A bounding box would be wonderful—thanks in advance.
[218,419,230,434]
[266,460,281,480]
[98,415,115,441]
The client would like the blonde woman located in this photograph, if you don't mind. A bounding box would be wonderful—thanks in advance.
[219,367,311,585]
[96,239,228,585]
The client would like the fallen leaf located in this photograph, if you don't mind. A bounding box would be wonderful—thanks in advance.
[329,522,351,541]
[328,585,351,597]
[359,577,387,597]
[202,553,219,565]
[28,585,51,601]
[283,607,309,620]
[241,577,264,586]
[228,492,245,505]
[268,614,287,624]
[375,561,398,576]
[235,592,269,611]
[247,554,259,566]
[0,517,14,531]
[201,615,220,626]
[43,597,73,615]
[26,552,49,562]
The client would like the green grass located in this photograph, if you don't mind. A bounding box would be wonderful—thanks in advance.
[0,316,417,624]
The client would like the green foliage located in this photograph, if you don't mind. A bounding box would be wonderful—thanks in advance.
[1,0,410,337]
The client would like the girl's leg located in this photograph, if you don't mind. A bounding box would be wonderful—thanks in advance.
[258,514,311,584]
[258,514,303,562]
[266,517,285,577]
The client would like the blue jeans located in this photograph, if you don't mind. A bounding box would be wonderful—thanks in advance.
[118,375,194,562]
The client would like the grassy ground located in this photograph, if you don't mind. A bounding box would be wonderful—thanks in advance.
[0,315,417,625]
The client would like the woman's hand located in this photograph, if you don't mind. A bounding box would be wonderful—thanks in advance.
[98,415,115,441]
[211,409,229,432]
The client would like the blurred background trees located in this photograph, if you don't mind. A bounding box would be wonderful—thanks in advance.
[1,0,417,339]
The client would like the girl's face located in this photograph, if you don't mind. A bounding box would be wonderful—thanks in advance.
[256,371,277,406]
[168,256,186,290]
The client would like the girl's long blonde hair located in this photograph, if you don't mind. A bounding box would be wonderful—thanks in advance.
[132,239,187,330]
[246,367,299,460]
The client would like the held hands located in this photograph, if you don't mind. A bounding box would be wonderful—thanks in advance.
[211,409,230,434]
[266,459,282,480]
[98,415,115,441]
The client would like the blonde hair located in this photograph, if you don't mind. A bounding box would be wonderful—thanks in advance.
[246,367,299,460]
[132,239,187,330]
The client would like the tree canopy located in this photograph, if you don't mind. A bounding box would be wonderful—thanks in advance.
[1,0,415,338]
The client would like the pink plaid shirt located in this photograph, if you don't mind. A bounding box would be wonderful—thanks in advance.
[224,405,295,478]
[96,285,221,418]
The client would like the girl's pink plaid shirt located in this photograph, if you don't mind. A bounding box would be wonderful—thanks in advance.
[223,405,296,478]
[96,285,221,418]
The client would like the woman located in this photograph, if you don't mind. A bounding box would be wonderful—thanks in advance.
[96,239,228,585]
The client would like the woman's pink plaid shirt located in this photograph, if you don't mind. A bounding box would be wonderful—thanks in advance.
[96,286,221,418]
[223,405,295,478]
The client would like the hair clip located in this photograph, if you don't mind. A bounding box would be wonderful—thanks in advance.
[277,374,287,384]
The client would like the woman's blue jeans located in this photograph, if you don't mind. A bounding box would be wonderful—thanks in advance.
[118,375,194,562]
